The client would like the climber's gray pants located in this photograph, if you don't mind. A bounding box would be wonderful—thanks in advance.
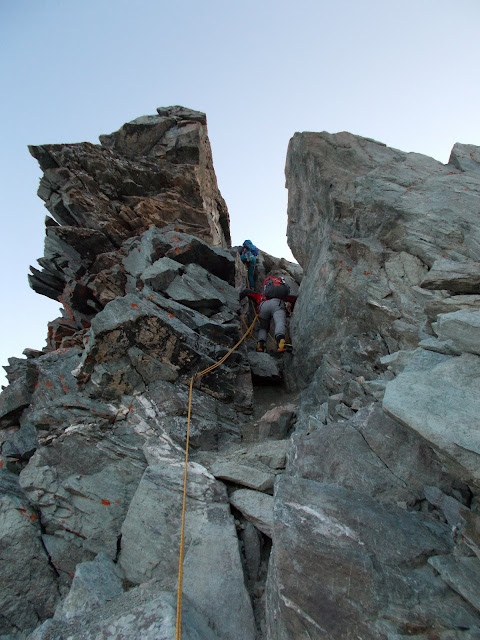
[258,298,286,342]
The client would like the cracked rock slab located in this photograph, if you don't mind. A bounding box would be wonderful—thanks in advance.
[30,588,222,640]
[54,552,124,621]
[229,489,274,537]
[209,461,275,492]
[432,309,480,356]
[0,470,60,635]
[117,462,256,640]
[383,350,480,486]
[287,405,460,507]
[428,556,480,615]
[18,426,147,573]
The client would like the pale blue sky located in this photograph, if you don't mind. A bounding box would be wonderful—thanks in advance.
[1,0,479,385]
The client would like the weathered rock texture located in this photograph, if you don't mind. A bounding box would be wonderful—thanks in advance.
[28,106,230,316]
[2,111,480,640]
[0,107,302,639]
[267,131,480,638]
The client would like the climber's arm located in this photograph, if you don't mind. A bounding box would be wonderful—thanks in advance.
[239,288,255,300]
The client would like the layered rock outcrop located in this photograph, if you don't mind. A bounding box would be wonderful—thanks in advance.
[2,110,480,639]
[28,106,230,319]
[0,107,301,640]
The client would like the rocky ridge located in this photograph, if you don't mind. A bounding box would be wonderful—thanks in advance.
[1,110,480,639]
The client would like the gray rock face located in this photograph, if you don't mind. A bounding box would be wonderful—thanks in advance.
[74,291,246,404]
[139,379,247,450]
[30,588,222,640]
[266,477,479,639]
[1,109,284,636]
[288,403,468,509]
[449,142,480,172]
[286,131,480,388]
[118,460,256,640]
[428,556,480,615]
[141,255,183,291]
[432,309,480,356]
[244,439,289,469]
[0,374,34,425]
[54,552,124,620]
[424,486,466,528]
[166,263,237,315]
[230,489,274,537]
[279,130,480,638]
[383,350,480,486]
[0,470,60,635]
[192,439,288,486]
[420,258,480,294]
[19,423,147,571]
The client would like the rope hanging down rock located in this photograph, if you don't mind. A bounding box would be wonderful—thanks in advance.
[175,313,258,640]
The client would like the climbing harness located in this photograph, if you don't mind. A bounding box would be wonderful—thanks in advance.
[175,313,258,640]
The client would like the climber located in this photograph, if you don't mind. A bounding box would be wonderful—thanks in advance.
[239,275,297,353]
[238,239,259,288]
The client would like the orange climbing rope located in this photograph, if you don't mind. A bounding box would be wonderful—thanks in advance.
[175,313,258,640]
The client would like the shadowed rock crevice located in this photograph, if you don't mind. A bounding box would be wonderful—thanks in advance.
[231,504,272,638]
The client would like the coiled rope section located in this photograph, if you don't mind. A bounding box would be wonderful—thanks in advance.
[175,313,258,640]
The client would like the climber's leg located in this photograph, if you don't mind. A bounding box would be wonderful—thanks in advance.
[258,299,275,343]
[247,263,255,288]
[272,302,286,339]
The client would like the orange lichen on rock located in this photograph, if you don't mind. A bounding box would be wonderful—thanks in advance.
[57,373,70,394]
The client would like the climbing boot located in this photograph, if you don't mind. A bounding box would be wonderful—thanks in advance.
[256,340,266,352]
[276,336,286,352]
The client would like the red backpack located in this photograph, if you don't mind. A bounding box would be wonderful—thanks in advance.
[263,276,290,300]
